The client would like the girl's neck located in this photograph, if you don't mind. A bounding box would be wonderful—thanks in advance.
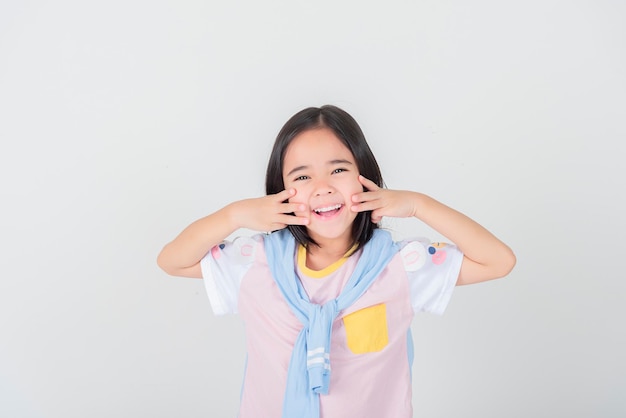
[305,238,354,271]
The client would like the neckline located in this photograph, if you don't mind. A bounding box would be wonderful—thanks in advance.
[297,244,358,279]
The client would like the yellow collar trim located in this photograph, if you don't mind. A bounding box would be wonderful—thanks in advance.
[297,244,358,279]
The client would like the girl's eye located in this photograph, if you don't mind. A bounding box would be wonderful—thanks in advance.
[294,175,309,181]
[332,168,347,174]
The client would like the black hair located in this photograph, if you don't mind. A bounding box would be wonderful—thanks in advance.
[265,105,384,250]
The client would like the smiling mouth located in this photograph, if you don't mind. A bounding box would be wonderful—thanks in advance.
[313,204,343,217]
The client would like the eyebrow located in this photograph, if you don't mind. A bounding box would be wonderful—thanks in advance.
[286,159,353,177]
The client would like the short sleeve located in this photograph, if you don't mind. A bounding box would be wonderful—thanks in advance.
[200,235,260,316]
[399,238,464,315]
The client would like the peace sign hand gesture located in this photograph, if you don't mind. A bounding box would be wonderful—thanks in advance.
[350,175,419,223]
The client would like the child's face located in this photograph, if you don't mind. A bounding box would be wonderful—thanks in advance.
[282,128,362,248]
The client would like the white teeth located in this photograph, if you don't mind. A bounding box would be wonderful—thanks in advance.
[314,204,342,213]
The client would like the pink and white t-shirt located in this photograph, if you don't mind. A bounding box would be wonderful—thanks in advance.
[201,233,463,418]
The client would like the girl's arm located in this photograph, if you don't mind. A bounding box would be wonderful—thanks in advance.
[351,176,516,285]
[157,189,308,278]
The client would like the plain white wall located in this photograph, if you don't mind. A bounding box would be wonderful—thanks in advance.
[1,0,624,417]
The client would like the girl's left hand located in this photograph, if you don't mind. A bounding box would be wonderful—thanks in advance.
[351,175,418,223]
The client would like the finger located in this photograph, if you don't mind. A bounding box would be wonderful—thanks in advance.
[281,202,307,214]
[351,190,381,204]
[371,207,385,223]
[268,223,288,232]
[350,199,381,213]
[268,217,305,233]
[278,214,309,226]
[358,175,380,191]
[275,188,297,201]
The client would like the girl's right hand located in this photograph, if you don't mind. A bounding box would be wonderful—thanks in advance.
[231,188,309,232]
[157,189,309,278]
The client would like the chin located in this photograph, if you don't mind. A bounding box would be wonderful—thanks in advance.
[307,226,352,243]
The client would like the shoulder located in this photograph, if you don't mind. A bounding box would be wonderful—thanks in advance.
[395,237,461,272]
[209,234,265,265]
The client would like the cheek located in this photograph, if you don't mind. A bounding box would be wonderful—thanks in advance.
[288,184,311,201]
[287,188,309,214]
[346,177,364,194]
[287,187,301,202]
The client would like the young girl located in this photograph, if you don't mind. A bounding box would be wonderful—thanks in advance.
[157,105,516,418]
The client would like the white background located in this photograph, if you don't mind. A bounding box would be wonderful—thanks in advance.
[1,0,624,417]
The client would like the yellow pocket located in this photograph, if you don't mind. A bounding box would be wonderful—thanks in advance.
[343,304,389,354]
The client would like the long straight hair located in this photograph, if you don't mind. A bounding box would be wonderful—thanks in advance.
[265,105,384,249]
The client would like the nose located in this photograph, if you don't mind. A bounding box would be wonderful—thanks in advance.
[313,179,334,196]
